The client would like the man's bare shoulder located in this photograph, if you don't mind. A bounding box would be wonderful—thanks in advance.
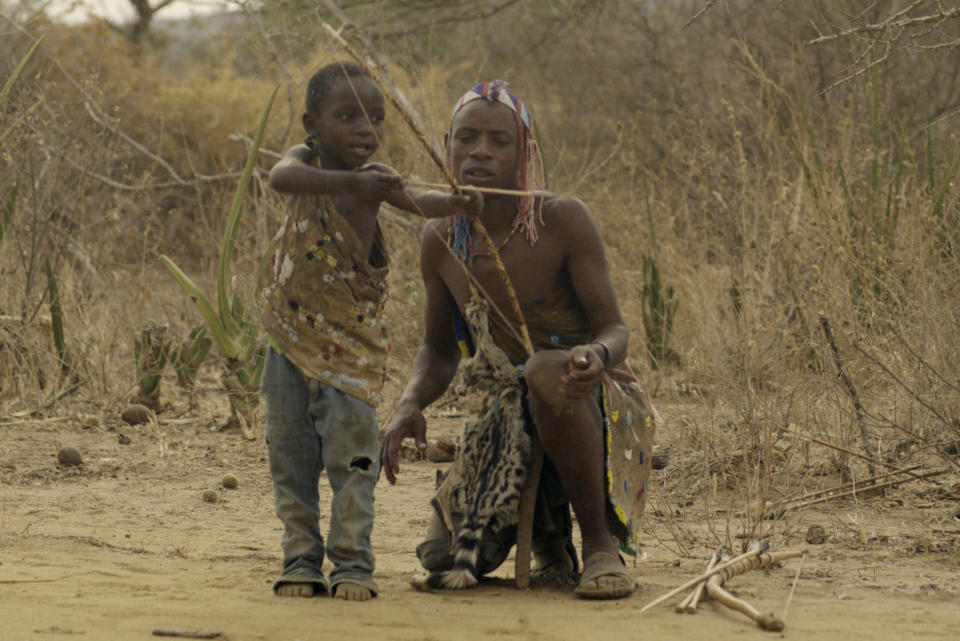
[540,195,600,239]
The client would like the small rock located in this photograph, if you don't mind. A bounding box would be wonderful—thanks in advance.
[806,524,828,544]
[951,505,960,521]
[222,474,238,489]
[77,414,100,428]
[118,433,131,445]
[121,404,153,425]
[57,446,83,466]
[202,489,219,503]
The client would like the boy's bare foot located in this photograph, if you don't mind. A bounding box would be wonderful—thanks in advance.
[273,577,327,597]
[332,581,374,601]
[275,582,319,597]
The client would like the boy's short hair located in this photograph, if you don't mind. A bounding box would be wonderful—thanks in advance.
[305,61,370,113]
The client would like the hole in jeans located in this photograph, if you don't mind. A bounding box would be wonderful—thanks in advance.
[350,456,373,471]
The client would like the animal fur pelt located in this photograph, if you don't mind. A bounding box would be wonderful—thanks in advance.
[424,300,531,589]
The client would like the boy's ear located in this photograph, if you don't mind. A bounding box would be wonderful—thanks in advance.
[444,131,450,151]
[302,112,318,135]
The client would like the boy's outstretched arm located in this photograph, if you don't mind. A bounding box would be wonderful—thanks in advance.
[268,144,401,200]
[386,185,483,219]
[380,221,462,483]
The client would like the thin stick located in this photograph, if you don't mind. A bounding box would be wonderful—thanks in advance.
[783,469,949,512]
[676,548,720,613]
[407,180,553,198]
[781,551,806,623]
[782,429,926,482]
[318,19,535,358]
[788,464,923,503]
[820,314,876,476]
[515,435,544,590]
[640,548,784,613]
[151,631,221,639]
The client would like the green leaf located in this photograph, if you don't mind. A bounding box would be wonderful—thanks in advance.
[160,255,241,359]
[0,35,44,111]
[217,85,280,335]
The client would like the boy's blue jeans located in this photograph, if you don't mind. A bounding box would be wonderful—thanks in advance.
[262,347,379,595]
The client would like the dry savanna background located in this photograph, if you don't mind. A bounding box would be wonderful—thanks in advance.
[2,1,959,640]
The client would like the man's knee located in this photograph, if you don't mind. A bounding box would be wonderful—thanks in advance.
[523,351,568,406]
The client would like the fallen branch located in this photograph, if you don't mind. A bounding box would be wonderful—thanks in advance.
[707,570,783,631]
[676,547,720,613]
[640,547,803,613]
[820,314,876,476]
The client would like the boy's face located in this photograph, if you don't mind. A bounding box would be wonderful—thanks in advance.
[303,75,386,170]
[448,100,519,190]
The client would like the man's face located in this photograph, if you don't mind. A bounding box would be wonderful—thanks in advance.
[303,75,386,170]
[448,100,519,190]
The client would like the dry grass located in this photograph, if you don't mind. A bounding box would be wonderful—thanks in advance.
[1,0,958,554]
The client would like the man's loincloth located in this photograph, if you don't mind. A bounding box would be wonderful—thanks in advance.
[432,300,656,557]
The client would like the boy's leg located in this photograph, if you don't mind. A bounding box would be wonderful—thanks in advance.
[313,384,379,601]
[263,348,328,597]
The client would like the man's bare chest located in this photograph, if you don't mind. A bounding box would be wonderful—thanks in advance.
[437,243,569,310]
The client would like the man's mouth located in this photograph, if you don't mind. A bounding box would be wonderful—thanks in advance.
[464,167,495,179]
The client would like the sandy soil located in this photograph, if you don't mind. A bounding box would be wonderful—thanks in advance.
[2,385,959,641]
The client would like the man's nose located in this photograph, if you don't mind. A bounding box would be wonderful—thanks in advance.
[469,135,493,158]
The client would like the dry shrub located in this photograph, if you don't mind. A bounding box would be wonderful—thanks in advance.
[2,1,958,545]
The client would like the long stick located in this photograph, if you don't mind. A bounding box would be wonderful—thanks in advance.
[820,314,876,476]
[782,429,927,481]
[642,549,803,613]
[676,548,720,613]
[318,19,535,358]
[406,180,553,198]
[781,469,949,512]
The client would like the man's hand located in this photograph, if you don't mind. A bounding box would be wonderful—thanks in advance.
[379,401,427,484]
[354,166,403,201]
[558,344,605,399]
[450,189,484,217]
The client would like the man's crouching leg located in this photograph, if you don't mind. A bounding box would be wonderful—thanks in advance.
[416,511,514,577]
[524,350,635,599]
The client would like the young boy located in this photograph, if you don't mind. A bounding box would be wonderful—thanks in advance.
[259,61,477,601]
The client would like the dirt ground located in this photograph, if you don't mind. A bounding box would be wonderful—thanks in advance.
[2,382,959,641]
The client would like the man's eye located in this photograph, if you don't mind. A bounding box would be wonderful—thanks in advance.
[493,136,512,146]
[371,115,384,124]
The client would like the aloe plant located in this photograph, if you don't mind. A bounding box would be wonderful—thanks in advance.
[2,37,44,250]
[134,323,171,410]
[44,257,74,380]
[160,86,278,439]
[170,324,212,388]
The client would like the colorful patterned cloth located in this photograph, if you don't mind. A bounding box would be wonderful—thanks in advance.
[259,193,389,407]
